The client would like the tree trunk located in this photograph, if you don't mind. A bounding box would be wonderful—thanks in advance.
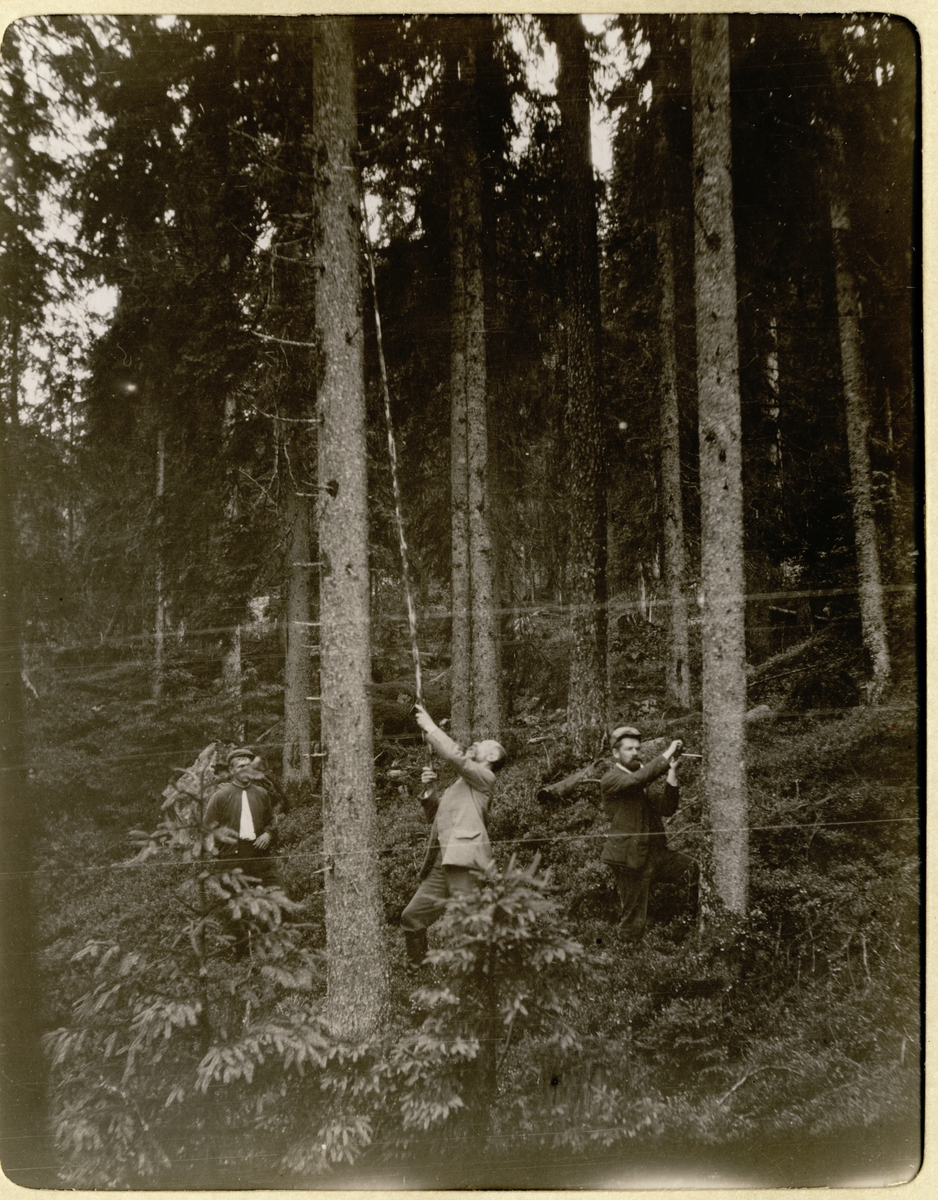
[449,122,472,745]
[281,458,312,792]
[222,393,243,740]
[221,625,243,738]
[6,308,20,430]
[691,13,748,916]
[553,16,609,759]
[828,126,891,702]
[313,17,388,1038]
[1,302,52,1189]
[766,314,782,481]
[462,44,501,739]
[884,387,898,514]
[448,38,501,742]
[152,425,166,701]
[655,128,692,712]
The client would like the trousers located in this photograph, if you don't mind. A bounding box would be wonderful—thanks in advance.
[609,849,697,941]
[232,838,279,887]
[400,862,477,932]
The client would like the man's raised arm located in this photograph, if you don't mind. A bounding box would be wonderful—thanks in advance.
[412,703,496,792]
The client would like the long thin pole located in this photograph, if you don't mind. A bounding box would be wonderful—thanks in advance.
[359,197,423,705]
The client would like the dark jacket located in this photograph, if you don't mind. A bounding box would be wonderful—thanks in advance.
[599,755,678,870]
[205,782,275,840]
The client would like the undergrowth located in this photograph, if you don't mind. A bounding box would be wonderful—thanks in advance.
[27,631,920,1186]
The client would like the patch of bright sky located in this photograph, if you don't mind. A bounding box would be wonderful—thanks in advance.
[10,17,118,419]
[364,190,383,244]
[583,14,643,176]
[362,37,438,246]
[507,14,645,178]
[16,12,647,417]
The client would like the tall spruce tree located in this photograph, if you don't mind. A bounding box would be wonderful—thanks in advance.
[313,16,388,1036]
[690,13,748,915]
[0,23,63,1174]
[73,16,274,655]
[0,338,50,1185]
[812,15,907,700]
[448,40,472,744]
[446,24,501,741]
[463,40,501,740]
[253,27,321,793]
[549,14,609,758]
[654,110,692,711]
[827,124,891,701]
[281,437,314,790]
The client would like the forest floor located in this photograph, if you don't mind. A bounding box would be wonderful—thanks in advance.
[23,611,922,1187]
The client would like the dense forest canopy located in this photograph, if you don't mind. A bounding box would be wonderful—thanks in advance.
[0,12,920,1189]
[2,14,917,652]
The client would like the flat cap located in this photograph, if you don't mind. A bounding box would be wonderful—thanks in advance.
[610,725,641,748]
[226,746,256,766]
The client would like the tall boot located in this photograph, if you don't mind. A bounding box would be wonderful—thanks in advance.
[404,928,427,967]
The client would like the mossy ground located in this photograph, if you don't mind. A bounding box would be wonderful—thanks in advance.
[26,614,921,1184]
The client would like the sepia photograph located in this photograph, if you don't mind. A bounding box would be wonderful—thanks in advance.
[0,6,924,1191]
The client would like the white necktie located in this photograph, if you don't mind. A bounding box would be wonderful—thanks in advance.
[239,789,255,840]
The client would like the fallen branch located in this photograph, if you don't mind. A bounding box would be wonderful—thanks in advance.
[537,738,671,804]
[745,625,837,683]
[537,760,607,804]
[756,656,852,691]
[250,329,318,348]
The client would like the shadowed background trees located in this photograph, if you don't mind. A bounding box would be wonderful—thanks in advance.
[2,2,915,942]
[0,11,918,1186]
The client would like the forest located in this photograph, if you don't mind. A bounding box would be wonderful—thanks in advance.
[0,11,921,1189]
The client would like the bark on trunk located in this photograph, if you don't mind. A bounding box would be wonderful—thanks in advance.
[152,426,166,701]
[884,387,898,514]
[6,310,20,430]
[828,127,891,702]
[449,122,472,745]
[1,323,52,1186]
[281,464,312,792]
[313,17,388,1038]
[462,44,501,739]
[553,16,609,759]
[655,128,692,712]
[448,38,501,742]
[222,393,243,739]
[222,626,243,713]
[691,13,749,916]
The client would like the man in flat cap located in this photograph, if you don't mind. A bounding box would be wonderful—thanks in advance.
[399,703,507,966]
[600,726,697,941]
[206,747,282,886]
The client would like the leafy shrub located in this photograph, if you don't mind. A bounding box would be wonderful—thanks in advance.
[43,752,323,1187]
[43,781,604,1186]
[32,638,920,1183]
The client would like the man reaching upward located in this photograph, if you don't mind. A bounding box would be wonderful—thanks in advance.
[600,726,697,941]
[400,704,506,966]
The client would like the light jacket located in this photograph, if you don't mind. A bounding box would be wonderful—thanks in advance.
[418,723,495,877]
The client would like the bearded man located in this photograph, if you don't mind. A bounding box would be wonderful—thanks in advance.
[600,726,697,941]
